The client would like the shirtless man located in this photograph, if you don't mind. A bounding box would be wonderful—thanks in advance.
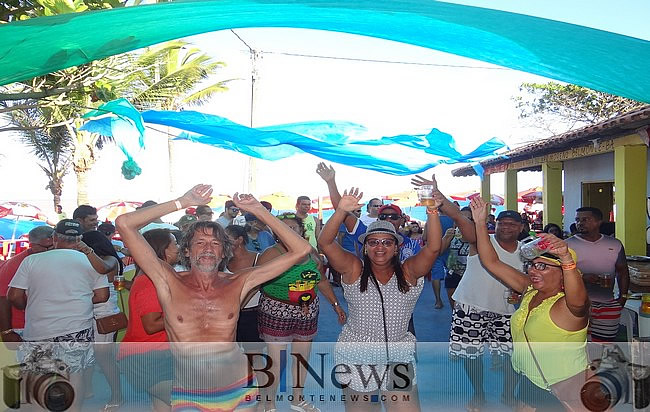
[116,184,312,411]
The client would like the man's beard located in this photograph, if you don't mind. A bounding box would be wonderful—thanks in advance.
[191,252,220,272]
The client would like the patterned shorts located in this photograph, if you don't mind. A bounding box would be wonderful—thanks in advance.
[258,294,319,342]
[589,299,622,342]
[449,303,512,359]
[18,327,95,373]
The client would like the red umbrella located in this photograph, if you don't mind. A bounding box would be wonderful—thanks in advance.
[0,206,11,219]
[0,202,44,219]
[518,187,543,204]
[449,191,504,206]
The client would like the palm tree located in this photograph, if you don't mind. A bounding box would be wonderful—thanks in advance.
[112,40,230,191]
[4,104,73,210]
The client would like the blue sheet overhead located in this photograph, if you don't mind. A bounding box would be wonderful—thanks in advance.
[81,99,507,176]
[1,1,650,102]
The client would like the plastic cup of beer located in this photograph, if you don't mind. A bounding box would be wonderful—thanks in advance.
[113,275,125,291]
[505,289,521,305]
[417,185,435,207]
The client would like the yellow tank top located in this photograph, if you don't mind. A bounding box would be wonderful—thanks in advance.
[510,286,588,388]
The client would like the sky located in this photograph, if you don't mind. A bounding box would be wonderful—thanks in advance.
[1,0,649,216]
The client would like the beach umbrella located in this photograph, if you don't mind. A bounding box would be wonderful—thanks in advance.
[309,196,334,214]
[518,187,544,204]
[0,202,44,219]
[260,193,297,212]
[449,192,504,206]
[207,194,232,209]
[97,201,143,222]
[0,207,11,219]
[382,190,420,208]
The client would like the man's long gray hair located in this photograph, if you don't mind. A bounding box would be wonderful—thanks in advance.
[179,221,233,271]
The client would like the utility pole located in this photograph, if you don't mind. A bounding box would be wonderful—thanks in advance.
[232,30,260,194]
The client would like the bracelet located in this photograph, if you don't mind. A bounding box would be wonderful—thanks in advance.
[85,249,93,256]
[428,209,440,216]
[561,262,577,270]
[174,199,182,211]
[332,301,340,307]
[1,329,14,335]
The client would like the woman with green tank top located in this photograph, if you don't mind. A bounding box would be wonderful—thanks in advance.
[469,197,590,412]
[256,212,346,412]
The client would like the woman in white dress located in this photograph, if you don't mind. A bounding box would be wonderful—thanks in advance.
[318,185,443,412]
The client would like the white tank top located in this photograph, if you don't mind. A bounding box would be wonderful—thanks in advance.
[452,235,523,314]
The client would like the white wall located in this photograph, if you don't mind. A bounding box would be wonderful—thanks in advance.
[562,148,650,232]
[562,152,614,231]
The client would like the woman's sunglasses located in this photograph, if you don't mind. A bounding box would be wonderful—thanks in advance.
[524,261,561,272]
[366,238,396,247]
[378,213,401,221]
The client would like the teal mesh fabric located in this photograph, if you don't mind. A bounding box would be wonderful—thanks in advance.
[1,1,650,102]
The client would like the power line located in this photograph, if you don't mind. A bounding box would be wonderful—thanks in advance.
[262,50,509,70]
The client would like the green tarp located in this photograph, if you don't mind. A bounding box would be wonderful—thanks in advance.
[1,1,650,102]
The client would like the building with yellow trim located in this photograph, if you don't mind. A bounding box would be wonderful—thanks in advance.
[452,106,650,256]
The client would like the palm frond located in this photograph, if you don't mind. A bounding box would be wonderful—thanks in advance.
[182,81,231,106]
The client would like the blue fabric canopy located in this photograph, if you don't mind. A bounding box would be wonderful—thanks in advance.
[81,99,506,176]
[1,1,650,102]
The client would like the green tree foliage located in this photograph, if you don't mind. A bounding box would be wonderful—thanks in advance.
[1,1,228,205]
[7,106,73,209]
[514,82,646,134]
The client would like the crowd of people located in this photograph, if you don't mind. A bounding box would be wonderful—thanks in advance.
[0,164,633,412]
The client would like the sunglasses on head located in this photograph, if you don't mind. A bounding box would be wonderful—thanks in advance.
[378,213,401,221]
[366,238,396,247]
[524,261,560,272]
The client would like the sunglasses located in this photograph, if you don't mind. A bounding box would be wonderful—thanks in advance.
[370,204,382,208]
[524,261,561,272]
[354,210,362,213]
[366,238,396,247]
[277,214,297,220]
[229,208,239,212]
[378,213,401,221]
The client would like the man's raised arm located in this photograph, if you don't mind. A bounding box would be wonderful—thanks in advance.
[116,184,213,289]
[316,162,358,232]
[237,194,312,294]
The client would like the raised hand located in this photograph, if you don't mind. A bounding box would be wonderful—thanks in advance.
[179,184,213,207]
[538,233,572,261]
[469,196,489,223]
[430,191,444,210]
[338,187,364,213]
[411,174,439,191]
[316,162,336,182]
[231,193,265,214]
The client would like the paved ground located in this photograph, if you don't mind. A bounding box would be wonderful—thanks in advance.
[82,280,520,411]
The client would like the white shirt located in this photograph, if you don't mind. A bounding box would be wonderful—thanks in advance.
[452,235,523,315]
[10,249,110,340]
[360,214,377,226]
